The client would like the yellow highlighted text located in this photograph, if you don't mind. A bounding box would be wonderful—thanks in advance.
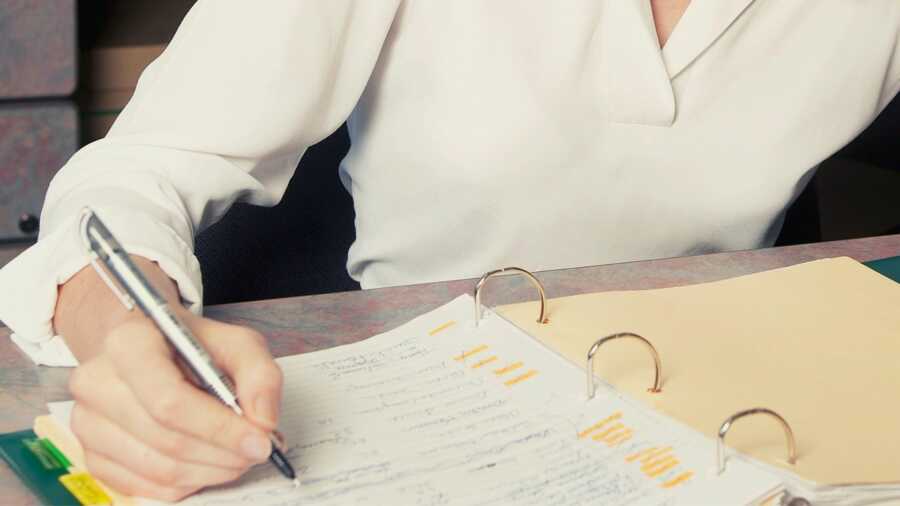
[591,423,625,442]
[493,362,524,376]
[642,455,678,474]
[578,412,623,439]
[647,459,680,478]
[604,429,633,447]
[661,471,694,488]
[504,370,539,386]
[639,446,673,464]
[472,356,498,369]
[625,446,657,462]
[454,344,488,361]
[429,321,457,336]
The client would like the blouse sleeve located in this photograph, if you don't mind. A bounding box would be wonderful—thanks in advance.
[0,0,400,366]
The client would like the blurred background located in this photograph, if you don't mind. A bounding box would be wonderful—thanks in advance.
[1,0,898,304]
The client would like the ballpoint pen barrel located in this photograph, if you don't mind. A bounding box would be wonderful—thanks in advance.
[78,208,298,483]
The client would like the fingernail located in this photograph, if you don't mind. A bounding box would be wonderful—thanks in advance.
[241,433,271,462]
[255,394,278,427]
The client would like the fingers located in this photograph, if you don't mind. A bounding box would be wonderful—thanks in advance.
[82,450,196,503]
[105,319,273,462]
[66,314,282,499]
[195,319,284,431]
[71,404,243,490]
[69,357,250,470]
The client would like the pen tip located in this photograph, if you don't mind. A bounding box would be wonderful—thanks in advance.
[292,478,302,488]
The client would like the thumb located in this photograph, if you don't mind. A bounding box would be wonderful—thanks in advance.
[192,317,284,431]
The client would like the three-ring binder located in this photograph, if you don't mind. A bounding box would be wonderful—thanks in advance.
[473,267,547,326]
[585,332,663,399]
[467,260,895,500]
[716,407,797,475]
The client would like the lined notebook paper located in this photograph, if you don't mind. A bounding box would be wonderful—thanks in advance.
[50,295,782,505]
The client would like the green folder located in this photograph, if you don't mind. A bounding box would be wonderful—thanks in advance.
[864,255,900,283]
[0,430,80,505]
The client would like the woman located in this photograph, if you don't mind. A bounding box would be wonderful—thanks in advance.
[1,0,898,500]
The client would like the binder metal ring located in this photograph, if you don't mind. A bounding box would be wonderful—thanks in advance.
[716,407,797,475]
[586,332,662,399]
[473,267,547,327]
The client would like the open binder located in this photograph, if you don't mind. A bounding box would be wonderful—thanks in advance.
[27,287,786,505]
[487,257,900,505]
[12,257,897,505]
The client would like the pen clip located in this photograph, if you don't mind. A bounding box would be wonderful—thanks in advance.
[79,208,136,311]
[88,252,136,311]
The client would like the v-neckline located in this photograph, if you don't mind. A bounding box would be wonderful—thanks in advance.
[650,0,693,51]
[659,0,757,78]
[602,0,758,126]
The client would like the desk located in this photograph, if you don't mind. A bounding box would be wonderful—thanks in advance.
[2,235,898,504]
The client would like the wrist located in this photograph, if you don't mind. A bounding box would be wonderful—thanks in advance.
[55,255,182,361]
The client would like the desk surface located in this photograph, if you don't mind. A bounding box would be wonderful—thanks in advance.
[2,235,898,503]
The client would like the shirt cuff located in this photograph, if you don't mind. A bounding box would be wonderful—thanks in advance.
[0,206,203,367]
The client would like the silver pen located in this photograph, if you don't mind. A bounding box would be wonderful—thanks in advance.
[78,207,299,486]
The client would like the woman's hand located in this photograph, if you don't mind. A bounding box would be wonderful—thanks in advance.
[56,259,283,501]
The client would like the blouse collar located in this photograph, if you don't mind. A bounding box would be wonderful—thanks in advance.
[604,0,757,126]
[662,0,758,79]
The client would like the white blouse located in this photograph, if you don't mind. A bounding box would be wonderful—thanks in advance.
[2,0,900,366]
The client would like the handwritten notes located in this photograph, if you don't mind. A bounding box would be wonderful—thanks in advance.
[121,295,780,505]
